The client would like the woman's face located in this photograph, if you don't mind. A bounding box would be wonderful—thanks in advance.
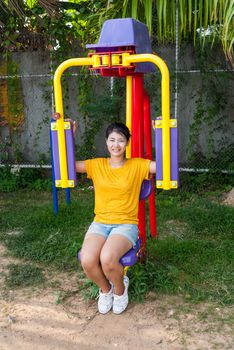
[106,131,128,158]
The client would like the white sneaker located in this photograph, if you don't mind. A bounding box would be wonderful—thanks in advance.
[98,284,113,314]
[113,276,129,314]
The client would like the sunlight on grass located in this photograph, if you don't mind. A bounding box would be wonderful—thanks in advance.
[0,174,233,305]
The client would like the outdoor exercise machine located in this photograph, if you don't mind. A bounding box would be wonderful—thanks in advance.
[50,18,179,266]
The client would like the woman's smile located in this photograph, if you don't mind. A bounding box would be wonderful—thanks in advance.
[106,131,128,158]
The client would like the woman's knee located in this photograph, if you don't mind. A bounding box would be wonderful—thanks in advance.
[81,252,99,272]
[100,250,118,273]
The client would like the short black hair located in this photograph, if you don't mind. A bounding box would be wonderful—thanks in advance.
[105,122,131,141]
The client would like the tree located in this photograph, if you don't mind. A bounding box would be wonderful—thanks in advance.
[0,0,102,51]
[104,0,234,66]
[0,0,233,64]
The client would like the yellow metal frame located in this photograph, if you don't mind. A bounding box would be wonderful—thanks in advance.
[53,57,93,188]
[124,54,171,190]
[53,53,172,189]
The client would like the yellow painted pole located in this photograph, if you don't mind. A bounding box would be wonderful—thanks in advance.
[53,57,93,187]
[124,54,171,190]
[126,76,132,158]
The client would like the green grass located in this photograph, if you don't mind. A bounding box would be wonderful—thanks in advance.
[0,173,233,305]
[5,263,45,288]
[0,190,93,270]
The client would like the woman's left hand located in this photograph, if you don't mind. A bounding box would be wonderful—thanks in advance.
[65,119,77,135]
[149,161,156,174]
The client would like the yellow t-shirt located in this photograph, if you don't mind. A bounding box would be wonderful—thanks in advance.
[85,158,151,224]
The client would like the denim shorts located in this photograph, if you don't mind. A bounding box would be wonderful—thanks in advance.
[85,222,139,247]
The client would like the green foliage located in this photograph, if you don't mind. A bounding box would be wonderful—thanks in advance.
[0,166,19,192]
[130,236,234,305]
[187,45,234,169]
[6,55,24,127]
[178,171,234,195]
[5,263,45,288]
[0,166,52,192]
[1,0,233,62]
[112,0,234,61]
[26,0,37,9]
[0,55,25,163]
[78,278,99,300]
[0,1,103,53]
[0,190,93,269]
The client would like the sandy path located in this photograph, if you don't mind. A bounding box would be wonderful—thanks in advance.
[0,245,233,350]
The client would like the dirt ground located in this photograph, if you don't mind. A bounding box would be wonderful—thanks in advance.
[0,189,233,350]
[221,187,234,207]
[0,245,233,350]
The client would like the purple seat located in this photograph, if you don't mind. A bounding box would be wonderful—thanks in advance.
[119,238,142,267]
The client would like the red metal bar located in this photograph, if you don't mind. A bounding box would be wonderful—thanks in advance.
[132,74,146,242]
[131,74,144,158]
[149,189,157,237]
[138,201,146,245]
[143,91,157,237]
[143,92,152,159]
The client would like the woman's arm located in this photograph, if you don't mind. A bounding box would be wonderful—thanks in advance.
[75,161,86,173]
[149,161,156,174]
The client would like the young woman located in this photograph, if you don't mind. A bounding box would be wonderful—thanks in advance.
[76,122,156,314]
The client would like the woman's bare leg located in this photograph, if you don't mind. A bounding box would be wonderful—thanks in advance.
[81,235,111,293]
[100,235,132,295]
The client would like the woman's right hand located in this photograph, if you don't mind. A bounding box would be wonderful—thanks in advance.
[65,119,77,135]
[53,112,60,120]
[72,120,77,135]
[52,113,77,135]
